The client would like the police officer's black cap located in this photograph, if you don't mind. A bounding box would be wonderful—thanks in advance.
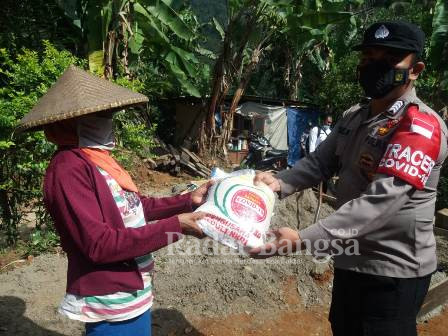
[353,21,425,55]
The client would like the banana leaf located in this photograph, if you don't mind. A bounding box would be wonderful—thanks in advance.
[164,51,201,97]
[133,2,171,43]
[56,0,82,29]
[128,22,145,54]
[85,0,107,75]
[213,17,226,41]
[429,0,448,69]
[139,0,194,41]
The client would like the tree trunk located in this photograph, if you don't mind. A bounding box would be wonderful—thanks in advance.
[0,186,17,245]
[284,46,292,95]
[104,30,116,80]
[120,3,131,79]
[198,33,230,155]
[199,6,257,157]
[198,63,221,155]
[222,47,262,149]
[288,58,302,100]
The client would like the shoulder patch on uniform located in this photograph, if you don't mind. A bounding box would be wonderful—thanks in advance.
[387,100,404,115]
[377,105,441,189]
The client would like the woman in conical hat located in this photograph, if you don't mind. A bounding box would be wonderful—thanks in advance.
[19,66,211,336]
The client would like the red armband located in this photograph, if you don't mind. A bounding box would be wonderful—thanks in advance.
[377,105,441,190]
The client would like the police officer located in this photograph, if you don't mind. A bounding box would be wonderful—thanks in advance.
[251,21,448,336]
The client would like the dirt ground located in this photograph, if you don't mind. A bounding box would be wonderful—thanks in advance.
[1,168,448,336]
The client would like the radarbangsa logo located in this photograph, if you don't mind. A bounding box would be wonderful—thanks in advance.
[230,189,267,223]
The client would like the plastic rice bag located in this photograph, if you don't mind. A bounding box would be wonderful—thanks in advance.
[195,168,276,249]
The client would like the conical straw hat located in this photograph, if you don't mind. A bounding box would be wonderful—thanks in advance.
[18,65,149,132]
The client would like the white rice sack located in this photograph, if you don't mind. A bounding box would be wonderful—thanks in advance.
[195,169,276,249]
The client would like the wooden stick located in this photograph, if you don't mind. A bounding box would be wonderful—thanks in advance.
[418,278,448,318]
[0,259,26,272]
[313,182,323,223]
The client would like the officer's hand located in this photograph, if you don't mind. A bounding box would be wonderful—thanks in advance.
[248,227,301,258]
[178,212,206,239]
[191,180,214,207]
[253,171,281,192]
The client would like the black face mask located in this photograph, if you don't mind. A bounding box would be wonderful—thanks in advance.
[357,60,410,99]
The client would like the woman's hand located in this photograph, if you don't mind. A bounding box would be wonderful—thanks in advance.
[249,227,301,258]
[253,171,281,192]
[191,180,214,207]
[178,211,206,238]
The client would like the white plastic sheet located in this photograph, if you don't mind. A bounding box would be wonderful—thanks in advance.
[236,102,288,150]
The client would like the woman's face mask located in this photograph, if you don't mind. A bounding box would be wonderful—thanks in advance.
[77,113,115,150]
[357,59,410,99]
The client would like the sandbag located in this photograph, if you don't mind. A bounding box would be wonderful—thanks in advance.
[195,169,276,249]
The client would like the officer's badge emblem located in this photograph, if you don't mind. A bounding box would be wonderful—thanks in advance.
[375,25,390,39]
[395,72,404,81]
[377,127,390,136]
[377,118,400,136]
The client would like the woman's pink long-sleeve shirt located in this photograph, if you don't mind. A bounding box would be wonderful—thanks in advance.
[44,148,191,296]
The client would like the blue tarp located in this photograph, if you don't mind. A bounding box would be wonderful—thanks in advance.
[287,107,319,166]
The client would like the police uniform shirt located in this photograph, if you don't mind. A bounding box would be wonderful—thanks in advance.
[276,88,448,278]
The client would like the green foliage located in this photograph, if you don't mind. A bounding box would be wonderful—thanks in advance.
[317,53,363,117]
[1,0,447,250]
[0,41,81,247]
[134,3,212,98]
[112,76,158,158]
[245,0,364,100]
[429,0,448,71]
[20,200,60,255]
[318,1,447,114]
[56,0,211,97]
[437,164,448,210]
[0,0,81,57]
[315,1,448,208]
[114,110,158,159]
[25,229,60,256]
[428,0,448,109]
[0,41,160,250]
[135,1,212,98]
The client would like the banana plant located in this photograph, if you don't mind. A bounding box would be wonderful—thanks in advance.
[56,0,205,96]
[132,0,202,96]
[56,0,116,76]
[198,0,363,156]
[429,0,448,90]
[279,0,363,100]
[199,0,279,155]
